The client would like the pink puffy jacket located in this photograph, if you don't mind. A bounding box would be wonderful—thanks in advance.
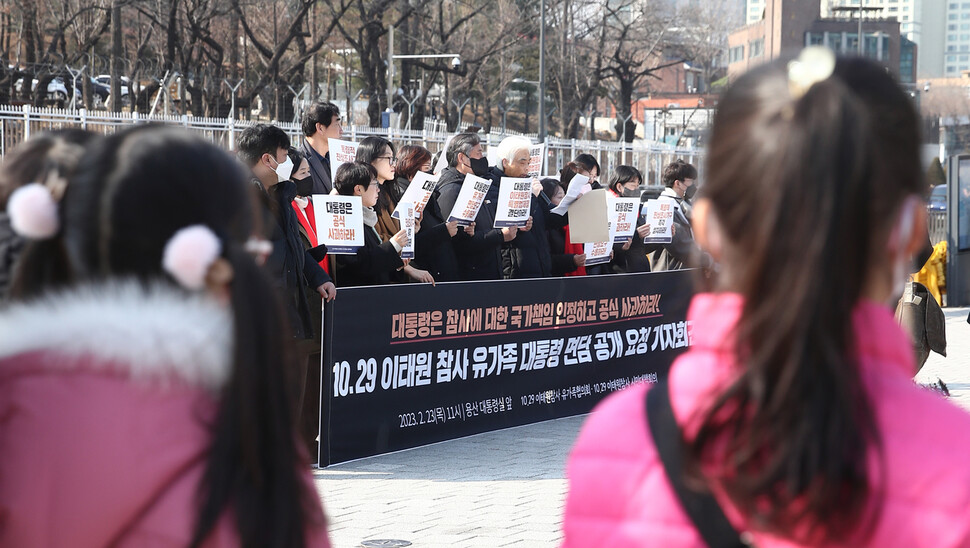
[562,293,970,547]
[0,282,331,547]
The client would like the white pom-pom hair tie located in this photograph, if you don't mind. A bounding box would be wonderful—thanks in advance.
[162,225,222,290]
[6,182,60,239]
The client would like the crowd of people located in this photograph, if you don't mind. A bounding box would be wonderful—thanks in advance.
[0,48,968,547]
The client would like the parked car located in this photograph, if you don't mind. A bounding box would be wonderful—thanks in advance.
[13,76,70,106]
[95,75,130,106]
[928,184,947,213]
[70,75,110,108]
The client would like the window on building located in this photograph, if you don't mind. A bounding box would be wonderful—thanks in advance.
[807,32,824,46]
[949,55,958,61]
[950,24,959,30]
[948,66,957,73]
[964,2,970,7]
[949,45,958,52]
[749,38,764,58]
[951,14,959,20]
[950,34,958,41]
[962,44,969,51]
[963,24,970,30]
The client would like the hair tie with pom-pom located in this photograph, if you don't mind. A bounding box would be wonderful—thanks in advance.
[787,46,836,101]
[162,225,222,290]
[6,182,60,239]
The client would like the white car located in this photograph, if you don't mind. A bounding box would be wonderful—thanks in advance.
[14,77,70,105]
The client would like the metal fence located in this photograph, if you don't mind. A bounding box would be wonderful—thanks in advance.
[928,211,947,246]
[0,105,704,186]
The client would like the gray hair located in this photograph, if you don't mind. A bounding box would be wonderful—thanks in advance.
[446,133,482,168]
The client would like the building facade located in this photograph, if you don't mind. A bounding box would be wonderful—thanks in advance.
[729,0,915,82]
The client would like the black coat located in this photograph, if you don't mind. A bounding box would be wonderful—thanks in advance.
[412,187,460,282]
[489,167,558,279]
[333,223,405,287]
[435,167,504,281]
[299,138,333,195]
[256,178,332,339]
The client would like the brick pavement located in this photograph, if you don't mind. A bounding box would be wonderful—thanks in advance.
[313,307,970,548]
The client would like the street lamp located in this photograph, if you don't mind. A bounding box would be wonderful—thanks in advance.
[386,24,460,120]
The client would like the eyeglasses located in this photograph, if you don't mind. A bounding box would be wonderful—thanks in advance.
[378,156,397,166]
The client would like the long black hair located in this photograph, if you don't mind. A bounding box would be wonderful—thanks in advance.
[692,56,923,542]
[13,125,322,547]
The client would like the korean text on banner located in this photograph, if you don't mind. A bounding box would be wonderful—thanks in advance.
[446,173,492,226]
[314,195,365,254]
[642,200,674,244]
[610,197,640,243]
[319,270,695,465]
[400,201,416,260]
[392,171,439,219]
[494,177,533,228]
[327,139,360,185]
[527,144,546,178]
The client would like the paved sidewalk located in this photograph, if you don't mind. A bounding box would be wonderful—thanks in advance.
[314,307,970,548]
[313,415,583,548]
[915,306,970,411]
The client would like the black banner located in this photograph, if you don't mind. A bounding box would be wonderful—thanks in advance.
[319,270,695,466]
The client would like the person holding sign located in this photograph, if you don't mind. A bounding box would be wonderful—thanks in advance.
[540,178,586,276]
[491,136,564,279]
[356,137,434,285]
[331,162,410,287]
[650,159,712,272]
[299,101,343,195]
[396,145,462,282]
[436,133,516,281]
[606,165,659,274]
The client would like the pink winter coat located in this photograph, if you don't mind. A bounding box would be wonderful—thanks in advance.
[0,281,331,547]
[562,293,970,547]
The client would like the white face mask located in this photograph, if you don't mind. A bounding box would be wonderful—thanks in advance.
[272,156,293,183]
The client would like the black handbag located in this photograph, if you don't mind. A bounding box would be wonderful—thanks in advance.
[646,380,752,547]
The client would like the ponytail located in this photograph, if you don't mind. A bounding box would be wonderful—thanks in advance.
[190,245,322,547]
[689,67,886,543]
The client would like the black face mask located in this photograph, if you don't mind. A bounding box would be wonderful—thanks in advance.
[294,177,314,197]
[467,156,489,178]
[621,187,639,198]
[683,183,697,201]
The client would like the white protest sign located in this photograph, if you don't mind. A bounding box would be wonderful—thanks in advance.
[445,173,492,226]
[642,199,674,244]
[328,138,359,184]
[399,201,415,259]
[313,195,364,254]
[609,197,640,243]
[527,143,545,178]
[433,135,455,175]
[392,171,439,219]
[550,173,590,216]
[584,220,617,266]
[494,177,533,228]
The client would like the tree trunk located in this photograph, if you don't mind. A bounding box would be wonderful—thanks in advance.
[109,0,123,112]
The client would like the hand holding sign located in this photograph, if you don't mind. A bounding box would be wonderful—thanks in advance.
[446,174,492,225]
[642,200,674,244]
[494,177,533,228]
[393,171,439,219]
[314,195,365,254]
